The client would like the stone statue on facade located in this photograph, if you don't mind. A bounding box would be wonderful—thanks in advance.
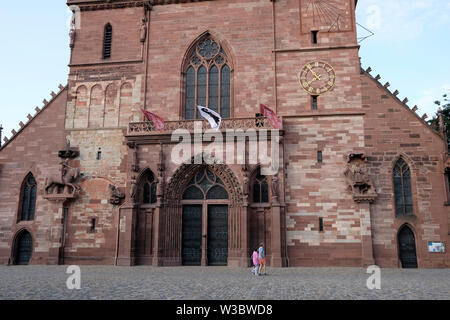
[109,184,125,205]
[45,159,81,195]
[140,17,148,43]
[130,178,138,202]
[69,13,77,49]
[271,174,279,197]
[344,154,377,202]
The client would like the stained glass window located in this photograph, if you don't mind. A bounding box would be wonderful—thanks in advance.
[20,174,37,221]
[393,159,413,216]
[184,37,231,119]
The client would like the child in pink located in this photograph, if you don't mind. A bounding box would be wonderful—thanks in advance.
[252,249,260,276]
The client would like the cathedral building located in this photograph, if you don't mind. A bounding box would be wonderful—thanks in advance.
[0,0,449,268]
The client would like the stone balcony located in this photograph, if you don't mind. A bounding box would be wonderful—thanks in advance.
[127,117,279,136]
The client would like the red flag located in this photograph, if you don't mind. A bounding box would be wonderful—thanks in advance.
[141,109,165,132]
[260,104,282,129]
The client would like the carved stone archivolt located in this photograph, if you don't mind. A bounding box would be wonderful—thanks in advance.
[344,153,377,203]
[165,153,243,205]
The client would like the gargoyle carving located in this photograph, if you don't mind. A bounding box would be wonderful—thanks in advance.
[109,184,125,205]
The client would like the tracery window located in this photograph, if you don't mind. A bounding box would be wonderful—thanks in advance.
[184,37,231,120]
[182,168,228,200]
[393,158,413,216]
[142,171,157,204]
[252,170,269,204]
[19,173,37,221]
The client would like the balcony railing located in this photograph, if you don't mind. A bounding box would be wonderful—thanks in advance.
[127,117,278,136]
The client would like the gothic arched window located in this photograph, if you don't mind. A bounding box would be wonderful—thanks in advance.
[393,158,413,216]
[103,23,112,59]
[19,174,37,221]
[142,171,157,204]
[252,170,269,204]
[182,168,228,200]
[184,37,231,120]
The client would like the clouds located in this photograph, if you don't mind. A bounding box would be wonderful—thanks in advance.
[357,0,449,44]
[357,1,450,119]
[415,84,450,117]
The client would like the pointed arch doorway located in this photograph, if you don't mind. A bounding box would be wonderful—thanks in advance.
[13,230,33,265]
[398,225,418,268]
[181,167,229,266]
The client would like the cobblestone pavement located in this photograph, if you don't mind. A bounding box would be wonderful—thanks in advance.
[0,266,449,300]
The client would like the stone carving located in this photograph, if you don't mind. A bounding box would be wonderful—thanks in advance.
[140,17,147,43]
[241,165,249,205]
[344,154,377,203]
[165,153,243,205]
[271,174,279,201]
[45,159,81,196]
[109,184,125,205]
[69,13,76,49]
[128,117,272,135]
[157,144,165,199]
[130,178,137,202]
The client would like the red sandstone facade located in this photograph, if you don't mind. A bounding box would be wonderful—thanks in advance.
[0,0,448,268]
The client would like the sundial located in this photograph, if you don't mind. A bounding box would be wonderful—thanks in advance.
[300,0,353,33]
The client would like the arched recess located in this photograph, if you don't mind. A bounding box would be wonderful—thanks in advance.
[89,84,104,128]
[12,229,33,265]
[104,83,119,127]
[397,224,418,268]
[134,168,158,265]
[73,85,88,128]
[180,31,234,120]
[248,165,272,260]
[118,82,133,126]
[162,154,243,266]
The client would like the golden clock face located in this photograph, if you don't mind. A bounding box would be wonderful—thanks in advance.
[299,61,336,95]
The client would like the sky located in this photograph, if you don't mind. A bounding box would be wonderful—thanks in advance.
[0,1,449,141]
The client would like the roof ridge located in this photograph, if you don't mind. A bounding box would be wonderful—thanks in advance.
[1,84,68,151]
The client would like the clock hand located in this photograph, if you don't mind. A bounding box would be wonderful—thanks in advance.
[307,65,321,80]
[307,77,319,85]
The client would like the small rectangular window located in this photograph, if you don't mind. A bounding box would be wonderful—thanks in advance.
[312,95,318,110]
[90,218,96,233]
[312,31,319,44]
[319,217,324,232]
[97,148,102,160]
[317,151,323,164]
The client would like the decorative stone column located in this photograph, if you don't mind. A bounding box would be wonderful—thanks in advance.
[344,153,377,267]
[43,142,80,265]
[152,144,165,266]
[116,142,139,266]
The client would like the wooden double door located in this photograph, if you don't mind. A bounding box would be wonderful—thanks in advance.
[182,204,228,266]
